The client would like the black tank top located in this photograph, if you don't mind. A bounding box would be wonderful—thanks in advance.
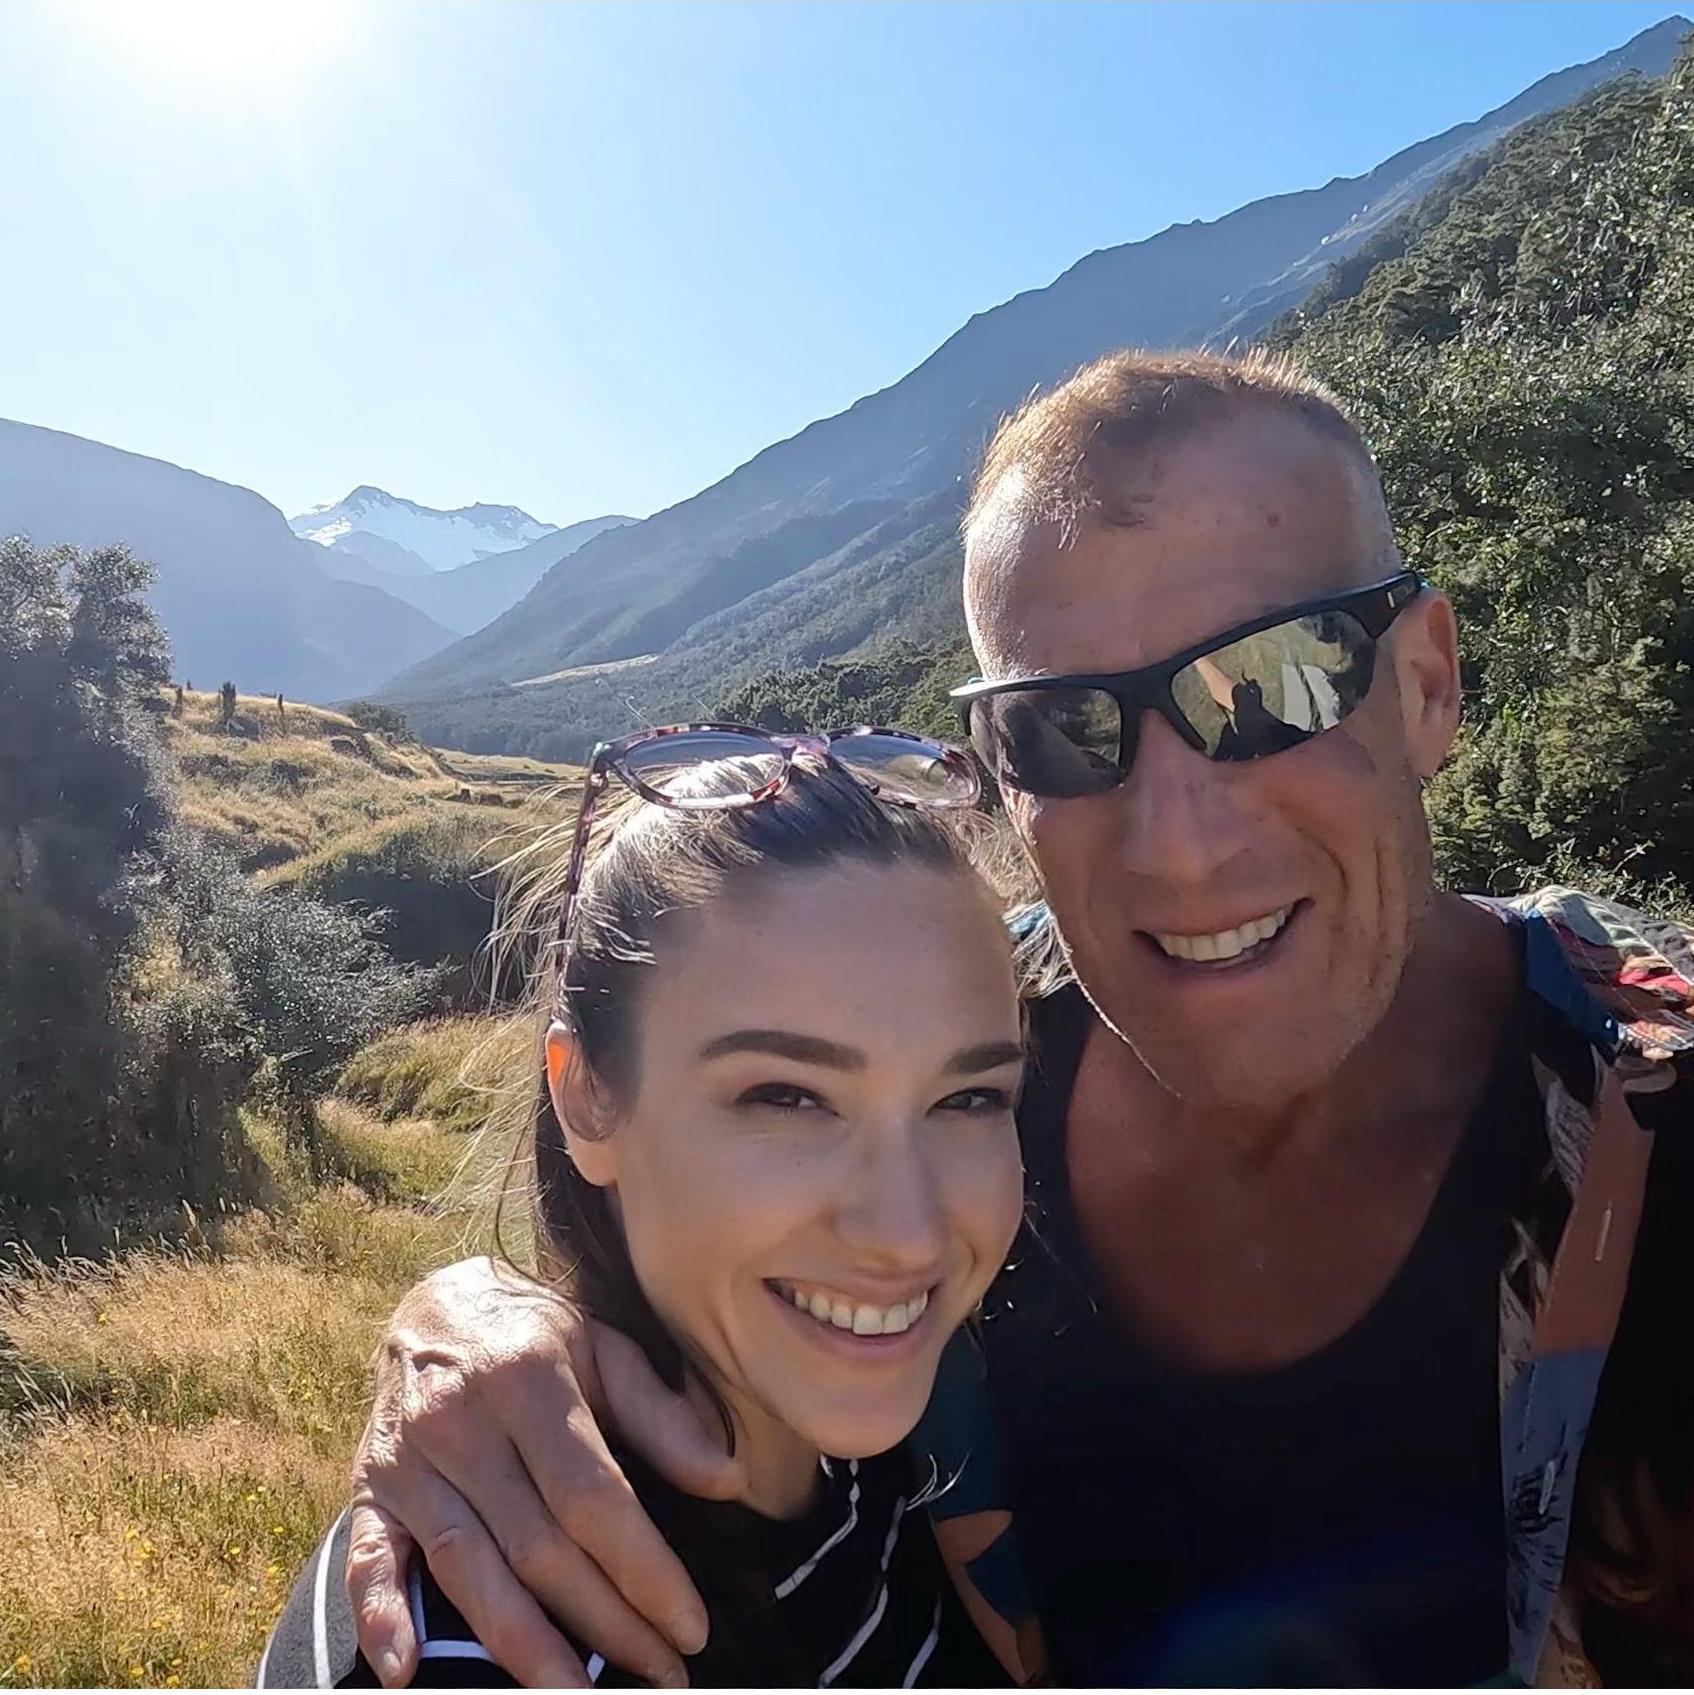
[981,976,1539,1686]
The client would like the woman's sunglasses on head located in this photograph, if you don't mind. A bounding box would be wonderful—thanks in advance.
[555,722,980,970]
[952,570,1423,799]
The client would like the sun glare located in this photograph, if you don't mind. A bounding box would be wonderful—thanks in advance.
[78,0,356,95]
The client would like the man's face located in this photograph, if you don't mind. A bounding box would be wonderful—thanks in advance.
[965,407,1461,1110]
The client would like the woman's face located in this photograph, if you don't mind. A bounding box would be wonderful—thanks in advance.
[555,859,1024,1464]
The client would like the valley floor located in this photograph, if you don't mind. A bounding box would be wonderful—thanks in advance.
[0,1076,499,1690]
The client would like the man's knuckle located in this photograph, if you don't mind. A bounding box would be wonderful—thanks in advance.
[344,1535,394,1591]
[419,1519,473,1572]
[502,1526,568,1588]
[555,1486,627,1547]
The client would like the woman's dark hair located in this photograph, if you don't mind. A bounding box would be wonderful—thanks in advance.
[485,757,993,1412]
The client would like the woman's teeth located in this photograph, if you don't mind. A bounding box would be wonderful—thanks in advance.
[1152,903,1293,963]
[774,1282,930,1337]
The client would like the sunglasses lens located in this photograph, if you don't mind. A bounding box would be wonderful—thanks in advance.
[620,730,786,806]
[1171,610,1377,761]
[829,733,980,807]
[968,686,1125,797]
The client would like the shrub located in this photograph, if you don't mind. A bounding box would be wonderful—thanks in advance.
[341,699,414,742]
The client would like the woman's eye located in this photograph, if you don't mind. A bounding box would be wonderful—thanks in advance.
[934,1087,1014,1116]
[735,1082,830,1113]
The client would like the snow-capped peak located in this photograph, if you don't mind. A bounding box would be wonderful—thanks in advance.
[288,485,560,573]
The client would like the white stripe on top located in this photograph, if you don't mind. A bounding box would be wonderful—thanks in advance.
[818,1495,907,1687]
[901,1597,942,1687]
[312,1510,348,1689]
[775,1459,861,1599]
[408,1561,495,1664]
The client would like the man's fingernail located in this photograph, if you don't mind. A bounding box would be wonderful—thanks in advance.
[376,1649,404,1685]
[655,1664,689,1689]
[669,1612,708,1655]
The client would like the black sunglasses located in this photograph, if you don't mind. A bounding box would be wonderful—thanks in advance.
[951,570,1423,798]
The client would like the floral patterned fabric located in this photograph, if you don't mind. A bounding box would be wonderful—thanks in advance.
[1493,888,1692,1685]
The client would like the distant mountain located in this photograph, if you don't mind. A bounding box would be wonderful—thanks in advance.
[289,486,563,575]
[376,17,1690,760]
[307,511,637,636]
[0,421,454,701]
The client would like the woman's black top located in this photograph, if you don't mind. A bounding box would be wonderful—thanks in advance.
[978,977,1539,1686]
[258,1445,1005,1688]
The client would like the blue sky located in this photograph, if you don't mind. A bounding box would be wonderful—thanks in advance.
[1,0,1686,526]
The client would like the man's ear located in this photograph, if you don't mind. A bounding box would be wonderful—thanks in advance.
[1393,587,1462,780]
[545,1022,618,1188]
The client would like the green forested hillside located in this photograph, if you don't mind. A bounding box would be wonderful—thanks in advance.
[1274,51,1694,898]
[720,50,1694,907]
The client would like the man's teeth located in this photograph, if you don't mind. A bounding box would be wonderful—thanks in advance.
[1153,904,1293,964]
[778,1283,930,1337]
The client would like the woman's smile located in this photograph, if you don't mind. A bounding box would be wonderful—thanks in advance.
[764,1277,937,1359]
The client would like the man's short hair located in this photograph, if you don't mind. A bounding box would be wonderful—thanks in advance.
[966,347,1376,541]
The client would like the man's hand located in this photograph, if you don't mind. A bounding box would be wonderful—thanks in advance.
[347,1257,747,1688]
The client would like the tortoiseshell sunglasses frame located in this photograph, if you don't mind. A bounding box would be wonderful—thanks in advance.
[552,721,980,995]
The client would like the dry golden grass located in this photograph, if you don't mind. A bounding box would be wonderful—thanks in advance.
[160,688,580,874]
[0,1096,493,1689]
[335,1014,534,1138]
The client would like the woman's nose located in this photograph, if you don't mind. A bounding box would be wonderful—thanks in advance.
[833,1125,948,1272]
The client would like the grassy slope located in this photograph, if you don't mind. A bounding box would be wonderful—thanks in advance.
[163,688,580,875]
[160,690,582,1003]
[2,683,562,1689]
[0,1022,514,1690]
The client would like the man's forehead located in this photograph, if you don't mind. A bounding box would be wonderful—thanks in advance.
[965,416,1393,672]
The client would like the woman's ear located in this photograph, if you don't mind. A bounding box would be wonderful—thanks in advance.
[545,1022,618,1188]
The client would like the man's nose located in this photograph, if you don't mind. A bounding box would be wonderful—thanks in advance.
[1110,708,1260,886]
[834,1124,948,1272]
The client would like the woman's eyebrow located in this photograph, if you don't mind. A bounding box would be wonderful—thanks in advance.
[697,1029,866,1069]
[946,1040,1026,1074]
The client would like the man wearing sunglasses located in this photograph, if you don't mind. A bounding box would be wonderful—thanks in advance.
[342,351,1693,1687]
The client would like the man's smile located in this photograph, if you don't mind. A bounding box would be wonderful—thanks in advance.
[1140,900,1308,971]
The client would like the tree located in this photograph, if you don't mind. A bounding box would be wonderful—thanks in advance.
[0,539,228,1237]
[162,833,443,1167]
[1276,51,1694,902]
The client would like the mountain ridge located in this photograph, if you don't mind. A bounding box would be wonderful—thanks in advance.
[311,510,638,635]
[290,484,565,575]
[375,16,1688,757]
[0,418,454,700]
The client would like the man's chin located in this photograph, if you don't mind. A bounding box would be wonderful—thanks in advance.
[1111,1007,1366,1113]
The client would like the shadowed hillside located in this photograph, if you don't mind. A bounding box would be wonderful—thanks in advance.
[0,423,454,701]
